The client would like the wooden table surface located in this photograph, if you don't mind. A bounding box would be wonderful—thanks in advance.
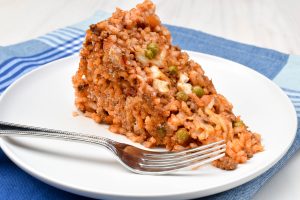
[0,0,299,199]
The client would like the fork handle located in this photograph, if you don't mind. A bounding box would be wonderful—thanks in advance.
[0,121,113,149]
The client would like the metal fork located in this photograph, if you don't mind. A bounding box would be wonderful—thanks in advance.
[0,121,226,174]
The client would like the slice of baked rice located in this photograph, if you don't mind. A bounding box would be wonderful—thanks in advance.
[72,0,263,170]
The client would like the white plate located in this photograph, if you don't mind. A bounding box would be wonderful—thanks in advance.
[0,51,297,200]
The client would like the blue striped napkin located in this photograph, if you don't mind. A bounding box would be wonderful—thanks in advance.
[0,11,299,200]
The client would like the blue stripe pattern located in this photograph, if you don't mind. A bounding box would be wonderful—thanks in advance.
[282,88,300,117]
[0,27,85,93]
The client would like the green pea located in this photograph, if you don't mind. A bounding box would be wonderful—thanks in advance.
[157,125,166,138]
[147,43,159,55]
[145,49,155,59]
[192,86,204,97]
[176,128,190,144]
[168,65,178,75]
[176,91,189,101]
[234,120,244,127]
[145,43,159,59]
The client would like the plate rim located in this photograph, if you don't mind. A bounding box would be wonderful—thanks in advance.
[0,51,297,199]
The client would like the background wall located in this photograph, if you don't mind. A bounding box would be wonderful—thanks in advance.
[0,0,299,54]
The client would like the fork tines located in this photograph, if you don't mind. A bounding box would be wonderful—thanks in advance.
[140,140,226,171]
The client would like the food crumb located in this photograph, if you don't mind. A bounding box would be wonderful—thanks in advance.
[72,111,79,117]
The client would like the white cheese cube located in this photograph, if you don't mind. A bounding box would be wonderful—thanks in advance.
[177,73,192,94]
[153,79,169,93]
[179,73,189,83]
[177,82,192,94]
[150,65,163,79]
